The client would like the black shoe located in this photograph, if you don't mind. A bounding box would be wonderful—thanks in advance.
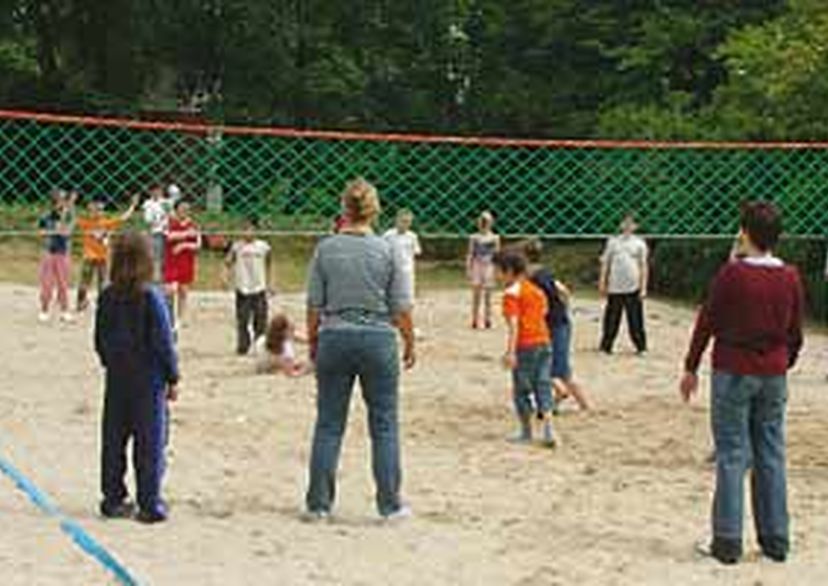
[100,500,136,519]
[711,537,742,565]
[136,501,169,524]
[759,535,789,563]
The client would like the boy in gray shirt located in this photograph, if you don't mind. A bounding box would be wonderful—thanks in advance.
[599,214,649,355]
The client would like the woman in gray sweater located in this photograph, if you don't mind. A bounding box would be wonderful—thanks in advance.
[305,178,416,521]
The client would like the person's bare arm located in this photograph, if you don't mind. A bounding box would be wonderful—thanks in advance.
[265,250,276,295]
[222,247,235,288]
[639,244,649,298]
[554,280,571,305]
[394,310,416,369]
[119,193,140,222]
[599,260,609,297]
[503,315,518,369]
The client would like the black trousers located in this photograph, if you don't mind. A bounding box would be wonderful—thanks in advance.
[236,291,268,354]
[600,291,647,353]
[101,370,166,513]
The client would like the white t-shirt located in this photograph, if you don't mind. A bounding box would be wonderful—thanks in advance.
[231,239,271,294]
[254,336,295,374]
[383,229,421,273]
[601,234,648,294]
[143,199,170,234]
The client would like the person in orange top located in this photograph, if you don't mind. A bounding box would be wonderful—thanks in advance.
[494,250,556,447]
[75,194,139,311]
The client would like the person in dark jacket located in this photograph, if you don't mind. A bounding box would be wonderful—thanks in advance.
[681,202,803,565]
[95,231,179,523]
[525,240,590,412]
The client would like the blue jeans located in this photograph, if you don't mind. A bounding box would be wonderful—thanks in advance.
[306,327,402,516]
[513,345,553,417]
[551,320,572,380]
[711,372,789,556]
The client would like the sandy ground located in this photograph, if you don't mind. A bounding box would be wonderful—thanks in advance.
[1,283,827,586]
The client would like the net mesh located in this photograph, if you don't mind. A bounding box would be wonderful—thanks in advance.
[1,110,826,237]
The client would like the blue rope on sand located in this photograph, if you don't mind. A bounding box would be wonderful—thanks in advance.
[0,451,140,586]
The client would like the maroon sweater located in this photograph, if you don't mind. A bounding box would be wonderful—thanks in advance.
[684,258,804,376]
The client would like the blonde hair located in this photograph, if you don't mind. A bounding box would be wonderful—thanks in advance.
[342,178,381,224]
[478,211,494,230]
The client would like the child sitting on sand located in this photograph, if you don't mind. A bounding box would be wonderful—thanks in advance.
[254,314,309,376]
[493,250,556,446]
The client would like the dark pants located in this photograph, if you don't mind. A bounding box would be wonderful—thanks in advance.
[100,369,167,515]
[306,327,402,516]
[77,259,107,311]
[710,372,789,561]
[600,291,647,353]
[235,291,268,354]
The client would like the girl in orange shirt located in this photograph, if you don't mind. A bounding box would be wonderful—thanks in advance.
[75,194,138,311]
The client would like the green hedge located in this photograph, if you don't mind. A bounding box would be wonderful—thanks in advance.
[651,238,828,320]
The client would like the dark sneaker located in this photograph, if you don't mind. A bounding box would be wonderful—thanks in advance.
[696,538,741,565]
[759,535,789,563]
[136,501,169,524]
[100,500,136,519]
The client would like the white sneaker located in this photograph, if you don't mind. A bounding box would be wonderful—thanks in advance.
[300,510,331,524]
[38,312,50,323]
[381,505,412,523]
[60,312,76,323]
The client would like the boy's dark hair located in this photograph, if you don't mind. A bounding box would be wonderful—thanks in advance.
[523,239,543,263]
[493,251,527,276]
[110,232,153,300]
[740,201,782,252]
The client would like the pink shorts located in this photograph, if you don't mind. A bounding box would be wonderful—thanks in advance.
[469,259,495,289]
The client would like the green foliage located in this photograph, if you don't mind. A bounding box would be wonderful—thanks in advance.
[0,1,825,141]
[651,237,828,319]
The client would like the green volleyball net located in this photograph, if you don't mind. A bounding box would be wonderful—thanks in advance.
[1,109,827,237]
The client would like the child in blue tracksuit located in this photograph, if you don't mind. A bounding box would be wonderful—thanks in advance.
[95,232,179,523]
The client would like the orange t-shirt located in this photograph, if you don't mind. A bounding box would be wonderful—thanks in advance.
[77,216,123,261]
[503,278,551,349]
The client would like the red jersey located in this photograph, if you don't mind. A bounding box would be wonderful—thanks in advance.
[164,217,199,285]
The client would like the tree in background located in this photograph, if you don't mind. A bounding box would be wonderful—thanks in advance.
[2,0,827,141]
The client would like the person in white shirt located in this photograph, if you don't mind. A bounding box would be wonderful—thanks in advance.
[383,209,422,297]
[224,220,274,354]
[142,185,174,281]
[598,213,649,355]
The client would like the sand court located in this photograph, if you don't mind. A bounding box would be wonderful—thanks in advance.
[1,283,827,585]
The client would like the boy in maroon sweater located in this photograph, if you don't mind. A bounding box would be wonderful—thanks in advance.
[680,202,803,565]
